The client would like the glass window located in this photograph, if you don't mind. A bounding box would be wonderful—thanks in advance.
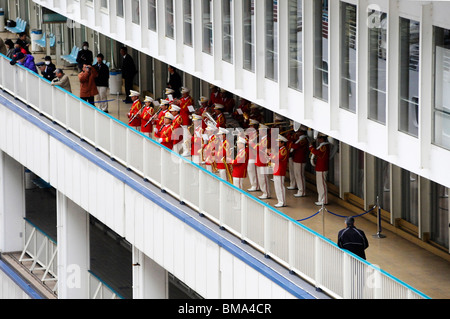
[399,17,420,137]
[433,26,450,150]
[165,0,174,39]
[430,182,449,249]
[184,0,193,46]
[243,0,255,72]
[288,0,303,91]
[368,10,387,124]
[401,169,418,226]
[131,0,140,25]
[101,0,108,9]
[148,0,157,31]
[202,0,213,54]
[350,147,364,199]
[265,0,278,81]
[117,0,124,18]
[222,0,233,63]
[313,0,328,101]
[340,2,357,112]
[374,157,390,212]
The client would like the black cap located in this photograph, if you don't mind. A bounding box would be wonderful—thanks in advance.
[43,56,52,61]
[14,52,25,60]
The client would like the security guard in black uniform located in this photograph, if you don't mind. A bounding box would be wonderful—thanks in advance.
[337,217,369,260]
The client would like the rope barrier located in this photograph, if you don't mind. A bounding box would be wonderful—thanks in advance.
[296,205,376,222]
[92,99,116,104]
[297,210,321,222]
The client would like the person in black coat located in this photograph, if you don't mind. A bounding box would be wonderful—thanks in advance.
[120,46,137,104]
[94,53,110,112]
[76,41,93,72]
[337,217,369,260]
[36,61,56,81]
[167,65,182,99]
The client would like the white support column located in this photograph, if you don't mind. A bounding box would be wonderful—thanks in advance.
[213,0,223,82]
[56,191,89,299]
[386,0,399,157]
[328,0,340,131]
[233,0,243,91]
[254,0,265,101]
[277,0,288,111]
[357,0,369,144]
[132,246,168,299]
[0,151,25,253]
[303,0,314,121]
[418,3,433,171]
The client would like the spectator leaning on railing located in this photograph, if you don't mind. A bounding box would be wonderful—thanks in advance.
[78,64,98,106]
[10,51,38,73]
[4,39,15,59]
[51,68,72,93]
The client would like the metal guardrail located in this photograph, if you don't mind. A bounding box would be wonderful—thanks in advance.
[0,53,430,299]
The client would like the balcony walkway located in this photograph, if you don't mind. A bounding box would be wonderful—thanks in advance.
[2,34,448,298]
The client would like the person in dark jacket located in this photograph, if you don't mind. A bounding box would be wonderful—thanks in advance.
[36,61,56,81]
[10,52,38,73]
[120,46,137,104]
[337,217,369,260]
[94,53,110,112]
[76,41,93,72]
[17,32,31,54]
[167,65,182,99]
[5,39,15,59]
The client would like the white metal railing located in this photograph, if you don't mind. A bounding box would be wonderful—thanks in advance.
[0,54,430,299]
[88,271,123,299]
[19,219,58,293]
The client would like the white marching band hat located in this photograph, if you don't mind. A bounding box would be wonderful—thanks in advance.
[214,103,224,110]
[181,87,190,94]
[144,96,153,103]
[192,114,202,121]
[249,119,259,125]
[160,99,170,105]
[237,137,247,144]
[164,112,174,120]
[169,105,180,112]
[129,90,140,97]
[276,134,288,142]
[165,88,175,95]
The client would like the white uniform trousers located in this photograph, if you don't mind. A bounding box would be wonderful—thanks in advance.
[206,165,213,173]
[273,175,286,206]
[247,160,259,190]
[288,158,296,188]
[182,125,191,156]
[218,169,227,181]
[257,166,271,198]
[173,141,183,155]
[316,171,328,205]
[233,177,243,189]
[293,162,306,196]
[191,155,200,165]
[96,86,109,112]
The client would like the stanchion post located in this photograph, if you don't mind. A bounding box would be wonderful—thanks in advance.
[321,203,325,236]
[373,196,386,239]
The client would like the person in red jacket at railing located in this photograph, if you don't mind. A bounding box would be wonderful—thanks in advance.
[155,112,174,150]
[270,134,289,208]
[190,114,204,164]
[231,137,249,189]
[309,133,331,206]
[290,125,310,198]
[140,96,155,138]
[127,90,142,130]
[169,104,183,155]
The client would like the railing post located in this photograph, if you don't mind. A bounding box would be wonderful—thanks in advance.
[373,196,386,239]
[314,236,322,292]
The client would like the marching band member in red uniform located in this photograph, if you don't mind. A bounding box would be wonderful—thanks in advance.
[208,85,223,107]
[286,131,298,191]
[214,104,226,128]
[202,124,218,173]
[246,119,260,192]
[271,135,289,208]
[220,89,235,114]
[215,127,231,182]
[231,137,249,189]
[155,112,174,150]
[179,87,194,156]
[290,126,310,197]
[154,99,170,134]
[127,90,142,130]
[169,104,184,155]
[309,133,330,206]
[190,114,204,164]
[256,124,271,200]
[140,96,155,138]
